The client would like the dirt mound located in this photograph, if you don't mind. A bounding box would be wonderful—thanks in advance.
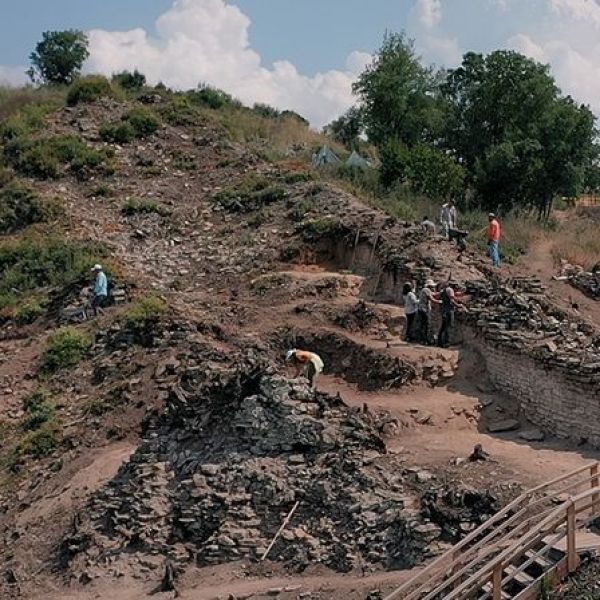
[60,367,498,588]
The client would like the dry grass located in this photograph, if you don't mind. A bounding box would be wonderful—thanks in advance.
[214,108,346,160]
[550,216,600,269]
[0,85,66,122]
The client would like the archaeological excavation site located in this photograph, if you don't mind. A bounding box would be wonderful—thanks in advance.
[0,84,599,600]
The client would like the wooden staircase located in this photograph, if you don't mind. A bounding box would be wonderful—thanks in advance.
[384,462,600,600]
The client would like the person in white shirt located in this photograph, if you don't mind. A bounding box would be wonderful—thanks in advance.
[439,200,457,239]
[402,282,419,342]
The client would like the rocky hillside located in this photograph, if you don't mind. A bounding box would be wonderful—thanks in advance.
[0,85,598,600]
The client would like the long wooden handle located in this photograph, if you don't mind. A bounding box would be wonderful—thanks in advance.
[260,501,300,562]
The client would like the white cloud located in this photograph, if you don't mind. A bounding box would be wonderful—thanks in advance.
[0,65,28,87]
[415,0,443,28]
[407,0,600,116]
[84,0,369,127]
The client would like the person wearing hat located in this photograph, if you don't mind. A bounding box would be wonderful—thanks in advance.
[286,349,324,390]
[487,213,501,267]
[417,279,440,345]
[91,264,108,316]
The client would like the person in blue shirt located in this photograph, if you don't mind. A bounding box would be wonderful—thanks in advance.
[91,264,108,316]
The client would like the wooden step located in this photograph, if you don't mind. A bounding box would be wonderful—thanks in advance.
[479,582,512,600]
[504,563,536,587]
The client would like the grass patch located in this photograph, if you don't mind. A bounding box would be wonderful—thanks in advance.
[88,183,114,198]
[0,233,107,309]
[158,95,205,127]
[66,75,115,106]
[550,216,600,269]
[15,297,46,325]
[41,327,92,374]
[213,174,286,212]
[0,181,49,233]
[300,217,343,240]
[0,86,65,124]
[171,150,197,171]
[4,134,114,181]
[100,106,160,144]
[121,198,165,216]
[125,294,167,326]
[21,389,55,431]
[17,420,61,458]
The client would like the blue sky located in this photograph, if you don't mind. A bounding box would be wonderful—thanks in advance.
[1,0,412,75]
[1,0,600,126]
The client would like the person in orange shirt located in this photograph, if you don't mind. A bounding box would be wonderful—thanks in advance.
[286,349,325,389]
[487,213,501,267]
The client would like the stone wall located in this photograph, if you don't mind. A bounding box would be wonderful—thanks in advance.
[465,329,600,446]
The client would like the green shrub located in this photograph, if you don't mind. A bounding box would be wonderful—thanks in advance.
[4,134,114,180]
[22,389,55,431]
[112,70,147,91]
[126,294,167,325]
[158,95,204,126]
[213,174,286,212]
[290,198,316,222]
[0,167,13,187]
[253,103,281,119]
[15,298,46,325]
[172,150,197,171]
[41,327,92,373]
[121,198,164,216]
[0,234,106,309]
[0,101,60,143]
[100,107,160,143]
[66,75,114,106]
[124,107,160,136]
[18,420,61,458]
[99,121,135,144]
[300,217,342,239]
[0,181,46,233]
[187,84,240,110]
[282,171,313,185]
[88,183,114,197]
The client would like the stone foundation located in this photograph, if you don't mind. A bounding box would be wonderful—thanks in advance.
[465,329,600,447]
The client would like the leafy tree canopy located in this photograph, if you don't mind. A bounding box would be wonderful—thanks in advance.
[28,30,89,85]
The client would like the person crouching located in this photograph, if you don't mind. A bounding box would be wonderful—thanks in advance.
[286,349,324,390]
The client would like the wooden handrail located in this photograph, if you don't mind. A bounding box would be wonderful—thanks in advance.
[443,484,600,600]
[385,462,599,600]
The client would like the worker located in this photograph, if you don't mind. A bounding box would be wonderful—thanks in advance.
[421,216,436,236]
[286,349,324,389]
[439,200,457,239]
[402,282,419,342]
[438,282,465,348]
[417,279,440,345]
[487,213,501,267]
[91,264,108,316]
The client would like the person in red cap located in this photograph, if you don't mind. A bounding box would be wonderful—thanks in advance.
[487,213,501,266]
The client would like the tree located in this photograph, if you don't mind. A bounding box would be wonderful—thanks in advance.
[325,107,364,149]
[112,70,147,91]
[28,30,89,85]
[442,50,598,217]
[353,33,442,147]
[379,139,465,199]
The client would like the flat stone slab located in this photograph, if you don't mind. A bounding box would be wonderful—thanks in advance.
[519,429,545,442]
[487,419,520,433]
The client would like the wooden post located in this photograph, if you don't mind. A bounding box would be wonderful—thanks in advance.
[492,562,503,600]
[591,464,600,516]
[567,502,578,573]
